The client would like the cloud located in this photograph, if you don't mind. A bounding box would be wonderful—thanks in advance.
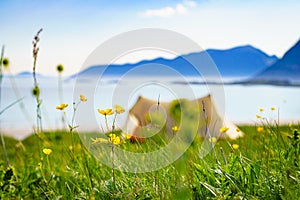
[141,0,197,18]
[176,4,188,14]
[143,6,176,18]
[183,0,197,8]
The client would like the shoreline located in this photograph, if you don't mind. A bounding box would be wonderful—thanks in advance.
[1,121,298,140]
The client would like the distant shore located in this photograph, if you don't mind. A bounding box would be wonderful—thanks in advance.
[172,80,300,87]
[1,120,298,141]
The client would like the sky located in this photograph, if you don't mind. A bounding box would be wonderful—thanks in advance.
[0,0,300,76]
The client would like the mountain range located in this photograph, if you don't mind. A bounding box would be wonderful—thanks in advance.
[74,45,278,78]
[16,39,300,86]
[246,39,300,85]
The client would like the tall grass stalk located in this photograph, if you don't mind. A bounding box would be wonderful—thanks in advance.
[0,46,4,108]
[57,64,64,104]
[0,46,10,167]
[56,64,65,129]
[32,28,43,133]
[69,100,80,150]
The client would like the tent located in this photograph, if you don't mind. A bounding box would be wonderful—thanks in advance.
[125,94,243,140]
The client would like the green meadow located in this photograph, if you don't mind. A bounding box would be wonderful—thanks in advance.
[1,123,299,199]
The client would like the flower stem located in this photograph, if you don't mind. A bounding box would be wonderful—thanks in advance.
[112,113,117,131]
[105,115,109,131]
[112,145,116,190]
[46,155,51,171]
[69,101,80,151]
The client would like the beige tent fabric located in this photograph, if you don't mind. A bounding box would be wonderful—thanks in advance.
[125,94,243,139]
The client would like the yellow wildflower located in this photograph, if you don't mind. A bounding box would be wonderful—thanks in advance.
[257,126,264,133]
[259,108,264,112]
[114,105,125,114]
[271,107,276,111]
[220,126,229,133]
[91,137,108,144]
[232,144,239,150]
[123,133,132,140]
[236,128,240,132]
[80,94,87,102]
[256,114,262,119]
[56,103,68,110]
[209,137,217,143]
[108,133,121,145]
[172,125,179,132]
[38,162,42,169]
[43,148,52,155]
[98,108,114,116]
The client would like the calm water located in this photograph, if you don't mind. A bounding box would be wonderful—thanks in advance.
[1,76,300,139]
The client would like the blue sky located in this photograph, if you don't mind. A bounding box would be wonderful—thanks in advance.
[1,0,300,75]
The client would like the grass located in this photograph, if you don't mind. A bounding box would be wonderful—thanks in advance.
[0,124,299,199]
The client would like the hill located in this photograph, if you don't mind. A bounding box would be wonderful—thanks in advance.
[73,45,278,78]
[248,39,300,85]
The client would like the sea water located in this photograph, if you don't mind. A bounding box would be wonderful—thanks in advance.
[1,76,299,139]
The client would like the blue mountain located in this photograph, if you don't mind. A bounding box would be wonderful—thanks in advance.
[73,45,278,78]
[249,39,300,84]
